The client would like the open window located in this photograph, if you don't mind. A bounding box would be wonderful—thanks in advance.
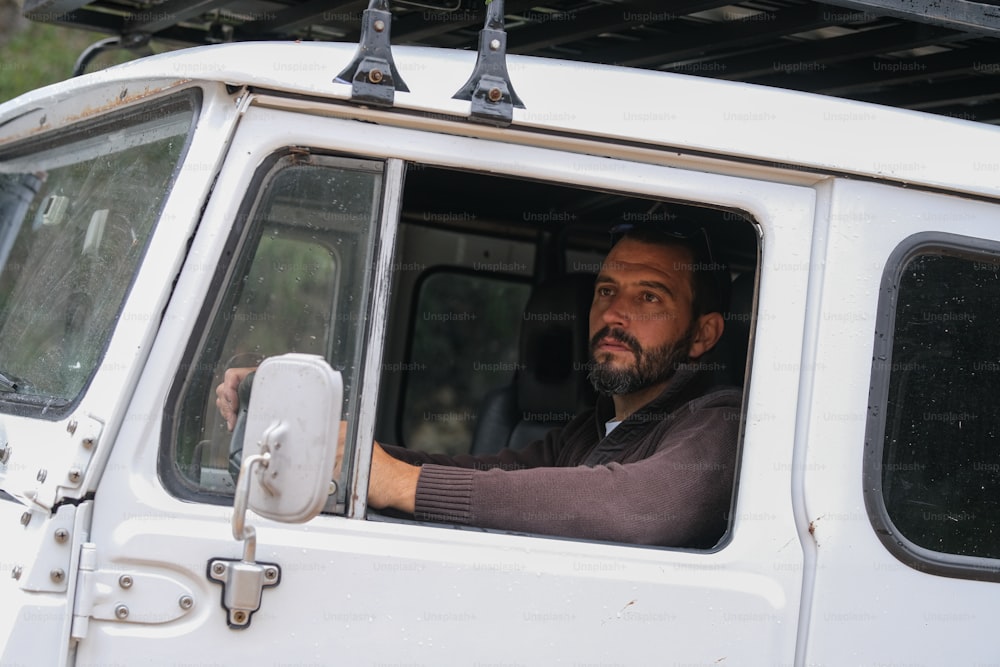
[374,165,760,547]
[164,155,760,549]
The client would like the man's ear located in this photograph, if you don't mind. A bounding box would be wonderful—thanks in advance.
[687,312,725,359]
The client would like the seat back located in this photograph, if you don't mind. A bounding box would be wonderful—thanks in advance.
[471,274,596,455]
[706,271,755,388]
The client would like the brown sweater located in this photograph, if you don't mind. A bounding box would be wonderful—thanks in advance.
[384,368,741,547]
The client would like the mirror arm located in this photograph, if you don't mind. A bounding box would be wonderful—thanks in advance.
[231,452,270,561]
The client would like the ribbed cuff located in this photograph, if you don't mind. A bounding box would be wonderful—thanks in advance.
[414,465,475,525]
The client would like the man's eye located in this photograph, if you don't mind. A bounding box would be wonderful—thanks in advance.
[642,292,660,303]
[597,286,613,297]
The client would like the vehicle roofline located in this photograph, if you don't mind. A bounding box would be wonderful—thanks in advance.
[2,41,997,200]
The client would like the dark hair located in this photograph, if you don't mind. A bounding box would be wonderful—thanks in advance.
[612,224,731,318]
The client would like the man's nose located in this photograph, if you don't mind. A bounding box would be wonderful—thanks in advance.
[599,294,629,327]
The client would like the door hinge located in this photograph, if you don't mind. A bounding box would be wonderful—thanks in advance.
[70,543,197,641]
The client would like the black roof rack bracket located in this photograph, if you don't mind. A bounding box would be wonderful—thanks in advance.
[452,0,525,126]
[73,33,150,77]
[334,0,409,107]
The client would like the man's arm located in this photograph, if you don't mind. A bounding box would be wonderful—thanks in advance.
[372,394,740,548]
[368,443,420,513]
[368,429,565,514]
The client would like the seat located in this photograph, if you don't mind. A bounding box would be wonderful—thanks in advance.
[707,271,755,388]
[470,274,597,455]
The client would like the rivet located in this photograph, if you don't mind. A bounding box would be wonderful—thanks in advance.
[179,595,194,610]
[36,469,47,483]
[50,568,65,583]
[115,604,129,619]
[119,574,133,589]
[368,69,384,84]
[67,468,82,483]
[212,562,226,576]
[20,512,31,527]
[232,610,247,624]
[487,87,503,103]
[373,19,385,32]
[11,565,22,580]
[82,437,94,450]
[66,420,78,435]
[489,38,501,50]
[264,567,278,580]
[54,528,69,543]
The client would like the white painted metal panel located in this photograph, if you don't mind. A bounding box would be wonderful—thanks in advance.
[74,102,815,665]
[802,179,1000,664]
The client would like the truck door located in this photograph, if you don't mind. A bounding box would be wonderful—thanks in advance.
[74,99,818,665]
[802,179,1000,664]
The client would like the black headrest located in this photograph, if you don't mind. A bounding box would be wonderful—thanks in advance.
[516,274,597,419]
[707,271,754,387]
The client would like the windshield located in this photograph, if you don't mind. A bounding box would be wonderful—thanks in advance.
[0,93,197,413]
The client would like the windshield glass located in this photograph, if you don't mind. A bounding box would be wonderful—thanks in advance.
[0,93,197,413]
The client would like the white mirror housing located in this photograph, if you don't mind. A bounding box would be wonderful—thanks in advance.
[240,353,342,523]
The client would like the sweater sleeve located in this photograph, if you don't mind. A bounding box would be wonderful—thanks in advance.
[408,399,739,547]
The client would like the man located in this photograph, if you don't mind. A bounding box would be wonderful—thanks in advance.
[218,226,741,548]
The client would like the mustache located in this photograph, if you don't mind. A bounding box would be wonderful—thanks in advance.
[590,326,641,355]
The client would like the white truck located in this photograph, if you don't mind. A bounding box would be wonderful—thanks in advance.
[2,3,999,665]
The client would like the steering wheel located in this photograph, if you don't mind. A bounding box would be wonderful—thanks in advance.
[227,370,256,482]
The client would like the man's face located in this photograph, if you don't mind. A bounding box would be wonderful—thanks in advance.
[588,239,699,395]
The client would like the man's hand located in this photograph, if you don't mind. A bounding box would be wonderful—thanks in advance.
[215,366,256,431]
[367,443,419,514]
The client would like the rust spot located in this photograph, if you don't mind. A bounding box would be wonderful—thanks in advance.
[808,521,816,535]
[64,84,173,124]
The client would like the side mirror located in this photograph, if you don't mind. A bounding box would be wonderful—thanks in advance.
[237,353,342,523]
[210,354,342,629]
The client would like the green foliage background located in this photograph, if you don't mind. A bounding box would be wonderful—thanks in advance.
[0,20,144,104]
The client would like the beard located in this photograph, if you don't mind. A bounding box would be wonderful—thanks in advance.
[587,324,695,395]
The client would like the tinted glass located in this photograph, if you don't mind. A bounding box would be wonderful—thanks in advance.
[880,251,1000,559]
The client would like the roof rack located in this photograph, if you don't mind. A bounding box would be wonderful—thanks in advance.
[21,0,1000,125]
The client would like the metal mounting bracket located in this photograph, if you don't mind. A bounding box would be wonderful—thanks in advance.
[208,451,281,629]
[452,0,524,126]
[207,557,281,629]
[334,0,410,106]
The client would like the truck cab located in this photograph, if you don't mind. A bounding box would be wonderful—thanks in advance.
[1,9,999,665]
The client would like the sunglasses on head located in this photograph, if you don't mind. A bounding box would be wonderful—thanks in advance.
[609,220,717,267]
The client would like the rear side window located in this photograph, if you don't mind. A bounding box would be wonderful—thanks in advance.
[866,233,1000,579]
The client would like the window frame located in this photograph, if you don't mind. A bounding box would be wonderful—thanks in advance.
[371,169,761,551]
[864,230,1000,582]
[159,149,386,506]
